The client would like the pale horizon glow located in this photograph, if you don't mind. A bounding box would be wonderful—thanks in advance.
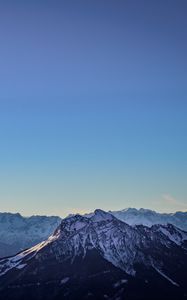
[1,197,187,218]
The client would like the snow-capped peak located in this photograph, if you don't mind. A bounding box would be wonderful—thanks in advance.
[91,209,114,222]
[56,214,89,237]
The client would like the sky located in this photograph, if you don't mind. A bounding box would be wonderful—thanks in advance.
[0,0,187,216]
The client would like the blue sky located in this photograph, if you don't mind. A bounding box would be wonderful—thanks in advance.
[0,0,187,216]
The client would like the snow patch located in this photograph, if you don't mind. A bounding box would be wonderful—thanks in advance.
[16,264,27,270]
[154,267,179,287]
[113,279,128,288]
[60,277,69,285]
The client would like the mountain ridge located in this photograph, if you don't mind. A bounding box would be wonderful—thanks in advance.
[0,212,61,258]
[0,208,187,258]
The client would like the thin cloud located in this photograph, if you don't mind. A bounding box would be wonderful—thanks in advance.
[162,194,187,211]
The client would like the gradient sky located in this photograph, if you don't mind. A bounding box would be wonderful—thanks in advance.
[0,0,187,216]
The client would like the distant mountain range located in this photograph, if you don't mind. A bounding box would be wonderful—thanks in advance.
[0,213,61,258]
[0,208,187,258]
[110,208,187,230]
[0,209,187,300]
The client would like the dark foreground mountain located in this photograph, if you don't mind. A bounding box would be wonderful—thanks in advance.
[0,209,187,300]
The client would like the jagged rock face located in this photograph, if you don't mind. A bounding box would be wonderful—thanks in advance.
[0,210,187,300]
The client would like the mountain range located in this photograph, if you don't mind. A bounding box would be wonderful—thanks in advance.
[0,209,187,300]
[0,213,61,258]
[110,208,187,230]
[0,208,187,258]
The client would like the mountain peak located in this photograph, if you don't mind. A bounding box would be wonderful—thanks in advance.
[91,209,114,222]
[57,214,88,236]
